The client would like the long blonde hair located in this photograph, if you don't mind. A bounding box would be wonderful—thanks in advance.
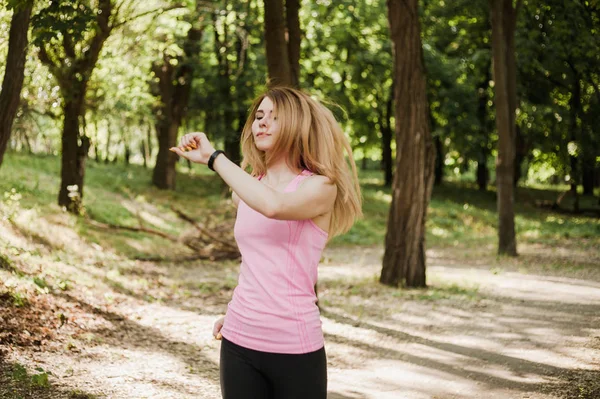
[240,87,362,238]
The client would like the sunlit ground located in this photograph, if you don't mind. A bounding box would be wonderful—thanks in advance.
[1,153,599,398]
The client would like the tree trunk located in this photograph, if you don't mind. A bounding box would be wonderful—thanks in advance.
[361,154,368,170]
[568,74,581,212]
[104,119,111,163]
[264,0,292,86]
[226,108,245,166]
[476,74,490,191]
[434,136,444,186]
[93,119,101,162]
[581,150,595,196]
[285,0,301,87]
[381,90,393,187]
[151,23,203,189]
[145,121,153,167]
[381,0,435,288]
[490,0,519,256]
[58,92,89,213]
[153,123,179,189]
[477,158,488,191]
[0,1,33,168]
[514,125,526,186]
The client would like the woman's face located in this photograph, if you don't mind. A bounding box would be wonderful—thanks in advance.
[251,96,279,152]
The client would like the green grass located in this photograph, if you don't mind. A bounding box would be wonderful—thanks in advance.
[332,169,600,250]
[1,153,599,258]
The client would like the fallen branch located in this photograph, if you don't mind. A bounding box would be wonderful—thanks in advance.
[86,215,240,261]
[170,206,239,252]
[86,219,175,241]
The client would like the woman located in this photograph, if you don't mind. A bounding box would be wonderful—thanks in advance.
[170,87,362,399]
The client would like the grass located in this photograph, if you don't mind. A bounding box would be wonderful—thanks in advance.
[1,152,598,258]
[331,169,600,250]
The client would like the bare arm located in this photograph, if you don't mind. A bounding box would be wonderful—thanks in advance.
[232,191,240,208]
[170,132,336,220]
[213,155,336,220]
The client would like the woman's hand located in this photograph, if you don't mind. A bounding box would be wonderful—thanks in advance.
[213,316,225,340]
[169,132,216,164]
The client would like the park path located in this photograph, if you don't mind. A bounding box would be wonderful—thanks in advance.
[2,245,600,399]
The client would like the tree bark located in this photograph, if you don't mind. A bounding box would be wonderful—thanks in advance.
[264,0,292,86]
[0,1,34,168]
[285,0,301,87]
[381,0,435,288]
[490,0,519,256]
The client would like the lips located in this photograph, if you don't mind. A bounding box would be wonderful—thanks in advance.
[256,133,271,139]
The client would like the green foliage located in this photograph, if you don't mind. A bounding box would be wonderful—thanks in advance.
[31,367,51,388]
[9,364,28,383]
[8,364,52,389]
[10,290,29,307]
[302,0,392,158]
[31,2,96,47]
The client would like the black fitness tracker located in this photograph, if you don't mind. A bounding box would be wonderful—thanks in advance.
[208,150,225,171]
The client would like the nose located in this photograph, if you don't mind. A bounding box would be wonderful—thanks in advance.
[259,115,270,128]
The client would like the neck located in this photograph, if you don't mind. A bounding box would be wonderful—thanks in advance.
[264,156,302,184]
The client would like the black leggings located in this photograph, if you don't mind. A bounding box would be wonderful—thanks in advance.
[220,337,327,399]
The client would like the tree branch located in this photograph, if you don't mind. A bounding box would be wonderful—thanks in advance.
[63,32,76,59]
[37,45,60,74]
[111,4,188,29]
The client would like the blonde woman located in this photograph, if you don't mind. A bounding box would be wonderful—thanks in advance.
[170,87,362,399]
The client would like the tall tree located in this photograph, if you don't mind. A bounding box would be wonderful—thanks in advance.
[380,0,435,288]
[151,10,204,190]
[33,0,114,213]
[490,0,521,255]
[0,0,34,168]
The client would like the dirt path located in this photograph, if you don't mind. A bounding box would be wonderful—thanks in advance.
[2,244,599,399]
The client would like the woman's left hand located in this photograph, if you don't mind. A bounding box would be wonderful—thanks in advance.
[169,132,215,164]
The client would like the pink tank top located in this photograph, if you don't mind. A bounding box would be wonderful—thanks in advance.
[220,170,328,354]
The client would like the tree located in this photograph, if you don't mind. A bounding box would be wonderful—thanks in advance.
[263,0,301,87]
[489,0,521,256]
[151,8,204,190]
[380,0,435,288]
[32,0,114,213]
[0,0,34,168]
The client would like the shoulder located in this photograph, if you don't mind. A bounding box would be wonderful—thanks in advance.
[298,173,337,196]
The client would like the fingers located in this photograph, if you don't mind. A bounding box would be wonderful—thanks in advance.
[179,134,198,152]
[213,317,224,340]
[169,146,187,158]
[178,133,207,152]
